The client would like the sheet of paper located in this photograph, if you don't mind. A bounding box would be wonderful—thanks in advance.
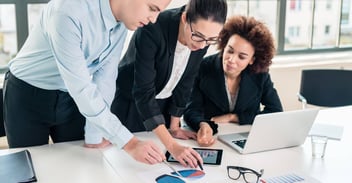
[261,172,321,183]
[309,123,344,140]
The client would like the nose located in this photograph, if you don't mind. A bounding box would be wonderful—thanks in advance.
[228,55,235,63]
[148,12,159,24]
[196,41,207,50]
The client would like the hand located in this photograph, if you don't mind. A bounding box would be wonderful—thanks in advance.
[123,137,165,165]
[197,123,215,147]
[84,138,111,148]
[169,128,197,140]
[211,113,238,123]
[168,143,203,168]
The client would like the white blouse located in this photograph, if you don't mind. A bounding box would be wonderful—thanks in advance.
[156,41,191,99]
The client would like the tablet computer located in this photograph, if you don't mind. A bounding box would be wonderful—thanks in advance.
[165,148,223,165]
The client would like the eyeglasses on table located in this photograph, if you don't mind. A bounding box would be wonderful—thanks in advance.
[227,166,264,183]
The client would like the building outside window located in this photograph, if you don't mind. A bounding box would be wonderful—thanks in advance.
[0,0,351,73]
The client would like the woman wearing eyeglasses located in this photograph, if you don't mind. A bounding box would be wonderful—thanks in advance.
[184,16,283,147]
[109,0,227,168]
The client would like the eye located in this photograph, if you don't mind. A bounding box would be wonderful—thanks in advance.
[226,47,234,54]
[239,55,248,60]
[227,49,234,54]
[149,5,159,12]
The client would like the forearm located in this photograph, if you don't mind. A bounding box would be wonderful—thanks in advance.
[169,116,181,130]
[153,124,177,151]
[211,113,239,123]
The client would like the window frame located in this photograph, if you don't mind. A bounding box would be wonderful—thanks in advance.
[0,0,49,51]
[0,0,351,56]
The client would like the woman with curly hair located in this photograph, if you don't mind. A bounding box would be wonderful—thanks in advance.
[184,15,283,147]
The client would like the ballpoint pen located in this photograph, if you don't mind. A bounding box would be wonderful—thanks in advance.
[163,160,183,177]
[197,160,204,171]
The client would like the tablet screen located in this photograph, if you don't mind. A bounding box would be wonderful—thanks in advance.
[165,148,223,165]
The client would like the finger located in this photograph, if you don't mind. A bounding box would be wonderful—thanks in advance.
[147,144,164,162]
[183,151,199,168]
[144,152,159,165]
[190,149,203,165]
[182,155,196,168]
[177,156,188,167]
[184,133,196,140]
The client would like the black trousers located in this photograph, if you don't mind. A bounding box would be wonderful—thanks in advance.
[3,72,85,148]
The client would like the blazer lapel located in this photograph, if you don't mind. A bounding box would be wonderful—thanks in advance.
[235,69,259,110]
[163,7,183,84]
[199,57,230,112]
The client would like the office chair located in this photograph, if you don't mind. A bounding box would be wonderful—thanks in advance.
[0,89,5,137]
[297,69,352,109]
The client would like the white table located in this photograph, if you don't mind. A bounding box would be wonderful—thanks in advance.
[0,141,122,183]
[103,106,352,183]
[1,106,351,182]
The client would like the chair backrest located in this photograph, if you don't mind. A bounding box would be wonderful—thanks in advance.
[0,88,5,137]
[299,69,352,107]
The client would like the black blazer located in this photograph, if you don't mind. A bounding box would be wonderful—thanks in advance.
[184,54,283,133]
[112,6,208,132]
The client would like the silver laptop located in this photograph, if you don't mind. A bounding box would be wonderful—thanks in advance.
[218,108,319,154]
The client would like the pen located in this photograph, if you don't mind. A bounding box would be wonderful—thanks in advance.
[197,160,204,171]
[163,160,183,177]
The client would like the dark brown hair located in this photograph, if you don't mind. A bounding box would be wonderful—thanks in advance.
[218,16,275,73]
[185,0,227,24]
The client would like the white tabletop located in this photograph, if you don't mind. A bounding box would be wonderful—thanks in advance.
[103,106,352,183]
[1,106,351,182]
[0,141,122,183]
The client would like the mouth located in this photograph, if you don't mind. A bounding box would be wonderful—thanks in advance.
[226,64,235,70]
[139,22,145,27]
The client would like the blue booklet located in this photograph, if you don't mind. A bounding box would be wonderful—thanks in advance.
[0,150,37,182]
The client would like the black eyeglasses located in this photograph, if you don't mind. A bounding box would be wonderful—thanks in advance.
[188,21,219,45]
[227,166,264,183]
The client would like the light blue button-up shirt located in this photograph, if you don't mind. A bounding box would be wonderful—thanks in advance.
[9,0,133,147]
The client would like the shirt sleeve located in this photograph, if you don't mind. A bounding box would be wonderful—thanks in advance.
[46,12,133,148]
[85,54,120,144]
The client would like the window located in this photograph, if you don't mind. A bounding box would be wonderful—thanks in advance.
[28,4,47,31]
[0,0,49,73]
[227,0,278,48]
[340,0,352,47]
[0,0,351,69]
[226,0,352,55]
[0,4,16,70]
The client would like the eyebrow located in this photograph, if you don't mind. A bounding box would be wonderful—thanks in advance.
[149,4,161,12]
[228,45,250,56]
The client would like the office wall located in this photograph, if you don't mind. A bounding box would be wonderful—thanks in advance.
[269,53,352,111]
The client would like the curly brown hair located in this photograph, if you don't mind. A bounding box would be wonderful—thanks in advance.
[217,16,275,73]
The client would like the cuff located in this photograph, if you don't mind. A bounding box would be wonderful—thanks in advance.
[143,114,165,131]
[84,123,103,144]
[203,120,218,135]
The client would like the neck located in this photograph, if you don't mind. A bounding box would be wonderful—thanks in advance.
[225,73,240,81]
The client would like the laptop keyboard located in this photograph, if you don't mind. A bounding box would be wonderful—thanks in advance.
[232,139,247,148]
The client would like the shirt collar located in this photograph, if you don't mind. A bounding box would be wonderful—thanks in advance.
[100,0,120,30]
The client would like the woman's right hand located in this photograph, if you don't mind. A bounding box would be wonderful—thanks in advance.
[168,143,203,168]
[197,122,215,146]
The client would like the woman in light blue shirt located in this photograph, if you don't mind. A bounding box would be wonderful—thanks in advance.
[3,0,171,165]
